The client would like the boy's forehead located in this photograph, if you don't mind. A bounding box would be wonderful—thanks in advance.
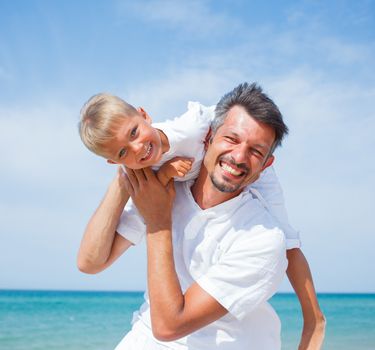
[111,114,137,134]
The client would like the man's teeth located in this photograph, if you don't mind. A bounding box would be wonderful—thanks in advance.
[221,163,242,176]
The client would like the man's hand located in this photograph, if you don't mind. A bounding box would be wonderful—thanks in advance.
[299,317,326,350]
[124,167,175,232]
[157,157,194,187]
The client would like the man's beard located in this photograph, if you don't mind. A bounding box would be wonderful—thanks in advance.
[209,156,250,193]
[210,173,243,193]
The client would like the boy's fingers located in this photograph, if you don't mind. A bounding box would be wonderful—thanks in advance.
[180,163,192,171]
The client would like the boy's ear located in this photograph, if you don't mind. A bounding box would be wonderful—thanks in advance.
[204,128,213,151]
[137,107,152,123]
[107,159,117,165]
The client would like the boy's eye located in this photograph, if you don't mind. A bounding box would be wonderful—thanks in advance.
[130,127,137,138]
[119,148,127,158]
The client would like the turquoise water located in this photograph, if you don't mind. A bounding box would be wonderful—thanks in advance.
[1,291,374,349]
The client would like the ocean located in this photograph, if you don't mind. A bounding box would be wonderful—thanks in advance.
[0,290,374,349]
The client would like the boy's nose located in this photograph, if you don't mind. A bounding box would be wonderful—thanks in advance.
[130,141,143,154]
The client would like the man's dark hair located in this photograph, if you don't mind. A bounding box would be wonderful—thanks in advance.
[212,82,289,153]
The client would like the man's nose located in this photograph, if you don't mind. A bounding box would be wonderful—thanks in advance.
[231,144,248,164]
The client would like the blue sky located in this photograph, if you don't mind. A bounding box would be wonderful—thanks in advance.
[0,0,374,292]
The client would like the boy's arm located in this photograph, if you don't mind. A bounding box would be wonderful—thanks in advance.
[287,248,326,350]
[77,167,132,274]
[156,157,193,186]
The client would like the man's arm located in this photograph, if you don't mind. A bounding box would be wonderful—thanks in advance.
[287,248,326,350]
[124,167,285,341]
[125,167,227,340]
[77,167,132,274]
[146,226,228,341]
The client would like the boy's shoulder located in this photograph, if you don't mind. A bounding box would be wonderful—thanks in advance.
[153,101,215,151]
[162,101,215,130]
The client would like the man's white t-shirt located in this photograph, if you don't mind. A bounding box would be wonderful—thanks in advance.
[117,180,288,350]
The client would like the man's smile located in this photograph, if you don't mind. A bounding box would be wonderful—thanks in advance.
[218,158,249,179]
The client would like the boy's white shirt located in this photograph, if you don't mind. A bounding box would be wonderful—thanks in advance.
[119,101,300,249]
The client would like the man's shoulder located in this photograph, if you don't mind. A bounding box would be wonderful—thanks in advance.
[233,193,286,243]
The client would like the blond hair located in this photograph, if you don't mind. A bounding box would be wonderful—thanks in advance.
[78,93,138,156]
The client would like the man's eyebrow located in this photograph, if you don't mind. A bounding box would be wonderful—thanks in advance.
[253,143,271,151]
[227,130,240,138]
[227,131,270,151]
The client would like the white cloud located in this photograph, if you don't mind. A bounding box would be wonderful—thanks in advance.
[0,66,12,81]
[320,37,373,65]
[2,0,375,292]
[123,65,243,118]
[117,0,243,36]
[0,103,113,189]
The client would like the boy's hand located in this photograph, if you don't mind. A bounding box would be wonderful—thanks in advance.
[157,157,194,186]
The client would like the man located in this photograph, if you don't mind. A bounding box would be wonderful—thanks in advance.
[78,83,324,349]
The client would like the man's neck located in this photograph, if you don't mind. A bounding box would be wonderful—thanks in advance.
[191,167,242,210]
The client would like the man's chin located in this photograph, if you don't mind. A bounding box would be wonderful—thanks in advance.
[211,175,242,193]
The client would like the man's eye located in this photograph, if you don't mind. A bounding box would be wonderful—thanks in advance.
[130,127,137,138]
[252,149,264,158]
[225,136,236,142]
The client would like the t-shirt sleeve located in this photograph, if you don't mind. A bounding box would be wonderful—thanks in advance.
[196,227,287,321]
[185,101,216,131]
[116,199,146,245]
[152,101,215,182]
[250,166,301,249]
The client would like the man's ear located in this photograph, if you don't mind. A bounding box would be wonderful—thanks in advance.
[262,155,274,171]
[204,128,213,151]
[107,159,117,165]
[137,107,152,124]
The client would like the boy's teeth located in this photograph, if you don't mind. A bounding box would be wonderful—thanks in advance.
[221,163,242,176]
[142,144,152,160]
